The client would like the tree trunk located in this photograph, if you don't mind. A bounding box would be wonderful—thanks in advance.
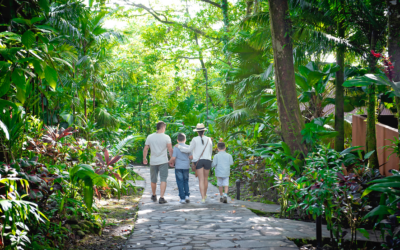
[0,0,17,31]
[386,0,400,148]
[335,19,345,152]
[221,0,229,55]
[93,84,96,117]
[46,95,50,126]
[84,96,87,119]
[72,64,76,125]
[268,0,308,155]
[194,33,212,110]
[32,79,35,116]
[366,31,379,168]
[253,0,259,14]
[139,101,142,132]
[221,0,229,38]
[82,45,88,120]
[246,1,254,16]
[220,0,233,107]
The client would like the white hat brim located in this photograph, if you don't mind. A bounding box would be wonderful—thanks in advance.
[193,128,208,132]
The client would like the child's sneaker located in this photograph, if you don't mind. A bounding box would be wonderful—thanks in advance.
[223,193,228,203]
[185,196,190,203]
[180,199,186,204]
[220,196,224,203]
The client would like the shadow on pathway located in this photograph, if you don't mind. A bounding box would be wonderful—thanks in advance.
[125,166,301,250]
[125,166,383,249]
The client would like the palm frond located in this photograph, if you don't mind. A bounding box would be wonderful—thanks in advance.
[240,12,270,30]
[216,108,252,132]
[115,135,146,154]
[95,107,119,129]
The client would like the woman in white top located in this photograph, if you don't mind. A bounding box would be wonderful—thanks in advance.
[177,123,213,203]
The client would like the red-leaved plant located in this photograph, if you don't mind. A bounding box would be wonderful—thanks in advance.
[95,149,122,174]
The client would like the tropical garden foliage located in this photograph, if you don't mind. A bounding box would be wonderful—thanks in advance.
[1,0,400,249]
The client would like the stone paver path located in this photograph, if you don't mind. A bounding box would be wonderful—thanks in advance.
[125,166,380,250]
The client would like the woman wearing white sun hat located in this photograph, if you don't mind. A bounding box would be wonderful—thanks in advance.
[176,123,213,203]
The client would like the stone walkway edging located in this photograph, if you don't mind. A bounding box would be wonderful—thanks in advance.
[231,200,280,214]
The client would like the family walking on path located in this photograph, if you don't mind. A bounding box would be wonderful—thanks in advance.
[129,123,309,249]
[143,121,233,204]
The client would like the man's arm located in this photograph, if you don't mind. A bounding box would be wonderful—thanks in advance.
[143,145,149,165]
[169,156,176,167]
[167,143,173,158]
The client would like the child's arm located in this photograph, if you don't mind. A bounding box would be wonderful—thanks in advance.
[169,157,176,167]
[169,148,177,167]
[188,151,193,160]
[212,154,218,168]
[229,154,233,166]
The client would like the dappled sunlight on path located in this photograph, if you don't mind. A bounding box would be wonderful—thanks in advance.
[124,166,298,250]
[124,166,380,250]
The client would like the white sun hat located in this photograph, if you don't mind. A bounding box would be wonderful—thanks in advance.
[193,123,208,132]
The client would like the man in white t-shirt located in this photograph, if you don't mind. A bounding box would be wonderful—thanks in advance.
[143,121,173,204]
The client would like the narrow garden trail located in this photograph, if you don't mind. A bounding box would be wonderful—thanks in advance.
[125,166,381,250]
[125,166,344,250]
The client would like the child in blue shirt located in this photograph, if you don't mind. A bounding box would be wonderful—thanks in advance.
[212,142,233,203]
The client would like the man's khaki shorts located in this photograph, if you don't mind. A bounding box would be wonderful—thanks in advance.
[150,163,169,183]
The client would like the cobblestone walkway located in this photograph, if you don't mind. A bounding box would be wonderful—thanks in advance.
[125,166,380,250]
[125,166,301,250]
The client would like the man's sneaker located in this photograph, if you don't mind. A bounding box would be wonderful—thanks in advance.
[220,197,224,203]
[180,199,186,204]
[151,195,157,202]
[223,196,228,203]
[185,196,190,203]
[159,197,168,204]
[201,198,206,204]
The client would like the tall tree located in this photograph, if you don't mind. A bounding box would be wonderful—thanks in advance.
[335,7,345,152]
[268,0,308,155]
[366,33,379,168]
[386,0,400,133]
[344,0,386,168]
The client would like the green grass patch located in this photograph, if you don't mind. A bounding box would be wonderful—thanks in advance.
[260,199,276,205]
[248,208,280,217]
[248,208,268,216]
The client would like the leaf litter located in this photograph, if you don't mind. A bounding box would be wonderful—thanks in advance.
[68,188,143,250]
